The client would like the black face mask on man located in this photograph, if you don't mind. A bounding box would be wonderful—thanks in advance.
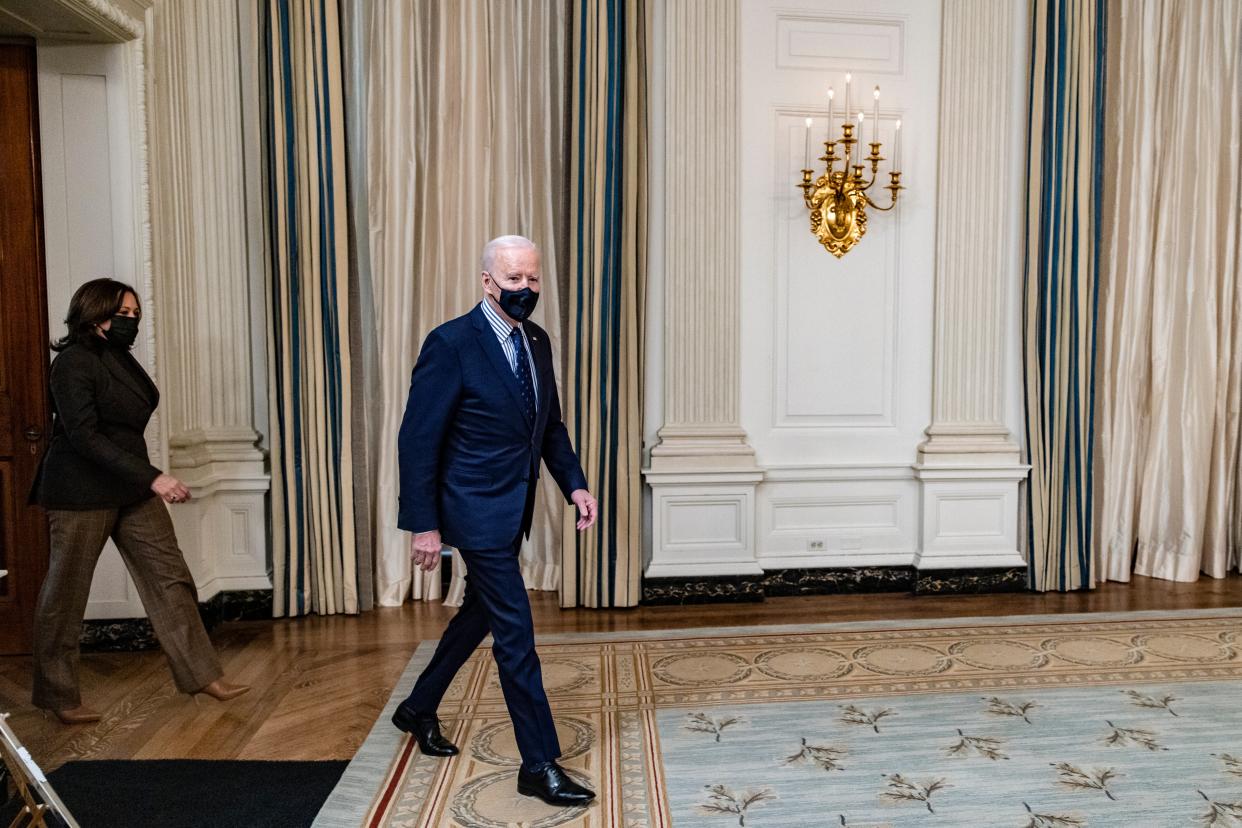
[490,281,540,321]
[105,315,139,349]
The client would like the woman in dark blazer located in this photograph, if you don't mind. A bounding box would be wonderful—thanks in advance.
[30,278,248,724]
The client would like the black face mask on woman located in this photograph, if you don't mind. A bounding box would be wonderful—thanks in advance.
[105,315,139,350]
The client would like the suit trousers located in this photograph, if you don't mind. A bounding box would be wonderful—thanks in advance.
[402,537,561,765]
[32,496,223,710]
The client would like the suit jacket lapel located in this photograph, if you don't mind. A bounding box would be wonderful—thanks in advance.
[471,306,534,429]
[101,348,158,408]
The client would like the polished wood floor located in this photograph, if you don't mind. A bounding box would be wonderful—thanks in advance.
[3,575,1242,772]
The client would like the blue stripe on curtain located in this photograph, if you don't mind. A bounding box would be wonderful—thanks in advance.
[1023,0,1107,592]
[265,0,359,616]
[564,0,646,608]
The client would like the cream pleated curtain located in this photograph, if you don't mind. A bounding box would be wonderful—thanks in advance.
[366,1,570,606]
[1095,0,1242,583]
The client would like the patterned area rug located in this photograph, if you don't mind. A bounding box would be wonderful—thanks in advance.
[313,610,1242,827]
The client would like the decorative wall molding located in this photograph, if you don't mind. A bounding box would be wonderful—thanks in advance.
[920,0,1025,464]
[650,0,754,463]
[149,0,262,466]
[129,23,162,471]
[0,0,143,41]
[914,463,1027,570]
[773,107,899,430]
[143,0,269,599]
[774,12,905,75]
[763,464,913,482]
[74,0,141,37]
[771,498,899,533]
[646,0,763,578]
[758,475,917,569]
[646,473,765,578]
[905,0,1029,578]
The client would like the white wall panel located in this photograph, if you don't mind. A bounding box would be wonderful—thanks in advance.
[776,112,898,427]
[738,0,940,567]
[644,0,1031,577]
[647,478,762,577]
[759,467,917,567]
[775,13,905,74]
[740,0,939,470]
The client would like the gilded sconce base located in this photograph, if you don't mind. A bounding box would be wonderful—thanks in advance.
[806,174,869,258]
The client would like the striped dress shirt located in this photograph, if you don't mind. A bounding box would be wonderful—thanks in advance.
[480,298,539,408]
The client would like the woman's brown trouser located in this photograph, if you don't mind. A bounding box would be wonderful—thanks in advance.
[32,496,223,710]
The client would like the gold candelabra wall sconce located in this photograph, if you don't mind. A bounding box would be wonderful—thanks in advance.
[797,77,904,258]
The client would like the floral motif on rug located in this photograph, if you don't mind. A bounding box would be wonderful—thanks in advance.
[321,612,1242,827]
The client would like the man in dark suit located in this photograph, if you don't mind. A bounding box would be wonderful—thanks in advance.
[393,235,598,807]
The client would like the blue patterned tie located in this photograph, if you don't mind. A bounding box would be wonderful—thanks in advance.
[509,327,536,422]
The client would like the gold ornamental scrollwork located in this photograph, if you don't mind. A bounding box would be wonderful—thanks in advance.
[806,172,869,257]
[798,121,904,258]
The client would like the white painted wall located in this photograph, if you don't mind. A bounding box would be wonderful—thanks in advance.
[739,0,939,568]
[37,41,154,618]
[644,0,1031,575]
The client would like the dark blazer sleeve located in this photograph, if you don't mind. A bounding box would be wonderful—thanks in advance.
[50,348,162,487]
[397,329,463,533]
[540,370,588,502]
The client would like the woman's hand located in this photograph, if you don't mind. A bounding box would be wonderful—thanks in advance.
[151,473,191,504]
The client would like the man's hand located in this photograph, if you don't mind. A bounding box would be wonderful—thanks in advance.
[571,489,597,531]
[410,530,443,572]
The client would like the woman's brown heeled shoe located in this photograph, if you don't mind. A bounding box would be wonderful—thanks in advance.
[52,705,102,725]
[197,678,250,701]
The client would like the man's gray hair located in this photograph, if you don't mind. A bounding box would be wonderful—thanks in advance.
[481,235,539,273]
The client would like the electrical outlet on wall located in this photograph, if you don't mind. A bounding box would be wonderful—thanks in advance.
[807,539,826,551]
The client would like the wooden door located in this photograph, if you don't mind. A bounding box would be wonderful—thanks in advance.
[0,42,51,655]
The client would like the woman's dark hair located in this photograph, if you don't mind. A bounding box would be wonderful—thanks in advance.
[51,278,141,352]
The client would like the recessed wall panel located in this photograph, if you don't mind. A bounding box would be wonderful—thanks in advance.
[776,114,900,427]
[758,476,917,567]
[771,499,898,531]
[666,499,743,547]
[776,14,904,74]
[938,494,1005,537]
[60,74,115,287]
[740,0,939,466]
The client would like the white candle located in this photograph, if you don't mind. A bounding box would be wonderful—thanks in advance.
[826,87,834,142]
[856,112,864,168]
[894,119,902,169]
[872,86,880,146]
[844,72,852,127]
[804,117,812,169]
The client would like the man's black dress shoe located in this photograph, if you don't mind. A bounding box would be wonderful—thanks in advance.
[517,761,596,806]
[391,704,459,757]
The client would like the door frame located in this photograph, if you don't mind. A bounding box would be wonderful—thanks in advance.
[0,40,51,653]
